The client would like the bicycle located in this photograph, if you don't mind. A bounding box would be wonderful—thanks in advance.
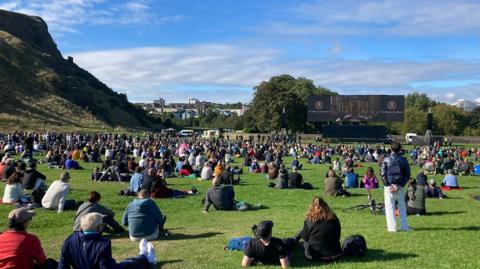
[342,189,385,215]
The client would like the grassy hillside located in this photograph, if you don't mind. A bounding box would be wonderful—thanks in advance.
[0,9,160,131]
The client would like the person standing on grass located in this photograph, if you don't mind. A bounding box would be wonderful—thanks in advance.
[381,142,411,232]
[0,208,58,269]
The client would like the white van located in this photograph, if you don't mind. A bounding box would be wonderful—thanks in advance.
[405,133,417,144]
[179,129,194,137]
[202,129,220,139]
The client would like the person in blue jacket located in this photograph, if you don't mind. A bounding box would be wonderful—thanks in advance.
[344,167,359,188]
[122,190,166,242]
[59,212,157,269]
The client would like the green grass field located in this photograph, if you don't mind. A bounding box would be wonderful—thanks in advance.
[0,155,479,268]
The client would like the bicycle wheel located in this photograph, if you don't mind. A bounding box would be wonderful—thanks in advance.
[343,204,368,213]
[372,203,385,215]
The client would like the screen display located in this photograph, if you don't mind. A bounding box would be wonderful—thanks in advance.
[307,95,405,122]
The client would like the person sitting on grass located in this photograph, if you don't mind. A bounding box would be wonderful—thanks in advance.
[73,191,125,234]
[64,156,81,170]
[296,197,342,262]
[41,171,79,213]
[2,172,28,204]
[288,166,304,189]
[179,160,193,177]
[242,220,290,268]
[271,164,289,189]
[59,213,157,269]
[203,176,235,213]
[121,166,144,196]
[442,169,460,188]
[344,167,359,188]
[22,162,46,191]
[2,158,16,181]
[362,167,378,189]
[91,167,102,181]
[425,179,446,199]
[291,157,303,170]
[122,190,167,242]
[405,178,426,215]
[0,208,58,269]
[201,162,213,180]
[324,170,350,197]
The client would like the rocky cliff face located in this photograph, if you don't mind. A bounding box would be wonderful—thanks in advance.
[0,9,159,130]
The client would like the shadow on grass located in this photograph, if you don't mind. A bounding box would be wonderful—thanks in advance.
[162,232,222,241]
[290,248,418,267]
[156,259,183,268]
[427,211,466,216]
[414,226,480,231]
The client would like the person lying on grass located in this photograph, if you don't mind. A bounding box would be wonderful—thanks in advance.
[59,212,157,269]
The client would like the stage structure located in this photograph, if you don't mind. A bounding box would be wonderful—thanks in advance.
[307,95,405,142]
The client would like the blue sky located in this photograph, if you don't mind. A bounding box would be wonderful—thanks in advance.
[1,0,480,104]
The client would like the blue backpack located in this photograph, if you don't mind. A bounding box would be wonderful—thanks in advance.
[226,236,252,251]
[386,157,403,185]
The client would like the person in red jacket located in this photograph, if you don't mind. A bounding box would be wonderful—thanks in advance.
[0,208,57,269]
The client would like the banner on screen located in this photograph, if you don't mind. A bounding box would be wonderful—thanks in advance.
[307,95,405,122]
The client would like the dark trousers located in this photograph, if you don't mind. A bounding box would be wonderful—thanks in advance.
[118,255,150,269]
[33,258,58,269]
[63,199,78,210]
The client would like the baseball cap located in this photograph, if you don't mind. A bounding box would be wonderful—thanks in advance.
[8,208,35,225]
[255,220,274,239]
[80,212,104,232]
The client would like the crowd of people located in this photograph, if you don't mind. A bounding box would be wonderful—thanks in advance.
[0,131,477,268]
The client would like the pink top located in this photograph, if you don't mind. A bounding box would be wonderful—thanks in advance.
[363,175,378,189]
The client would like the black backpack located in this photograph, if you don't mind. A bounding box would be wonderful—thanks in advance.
[342,235,367,257]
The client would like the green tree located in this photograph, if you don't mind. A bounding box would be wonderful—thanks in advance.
[432,104,469,135]
[405,92,436,111]
[249,75,336,132]
[402,107,427,134]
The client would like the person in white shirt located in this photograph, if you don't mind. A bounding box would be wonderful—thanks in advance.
[2,172,26,204]
[41,171,78,213]
[201,162,213,180]
[194,154,204,172]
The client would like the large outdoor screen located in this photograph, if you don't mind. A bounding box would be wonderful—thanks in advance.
[307,95,405,122]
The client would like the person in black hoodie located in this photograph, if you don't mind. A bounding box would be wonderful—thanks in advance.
[296,197,342,262]
[22,162,46,190]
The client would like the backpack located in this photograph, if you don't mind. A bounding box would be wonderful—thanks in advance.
[226,236,252,251]
[342,235,367,257]
[386,156,403,185]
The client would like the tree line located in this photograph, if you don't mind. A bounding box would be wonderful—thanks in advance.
[160,75,480,136]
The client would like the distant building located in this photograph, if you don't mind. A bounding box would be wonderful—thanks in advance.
[451,99,479,112]
[153,97,165,108]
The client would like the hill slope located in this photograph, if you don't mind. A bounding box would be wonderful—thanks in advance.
[0,9,159,130]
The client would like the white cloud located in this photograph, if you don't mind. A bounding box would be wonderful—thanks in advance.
[263,0,480,37]
[0,0,179,35]
[70,44,480,102]
[446,92,456,99]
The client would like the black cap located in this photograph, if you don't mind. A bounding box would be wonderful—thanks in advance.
[256,220,274,238]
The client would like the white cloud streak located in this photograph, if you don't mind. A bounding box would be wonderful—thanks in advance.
[71,44,480,103]
[263,0,480,37]
[0,0,178,35]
